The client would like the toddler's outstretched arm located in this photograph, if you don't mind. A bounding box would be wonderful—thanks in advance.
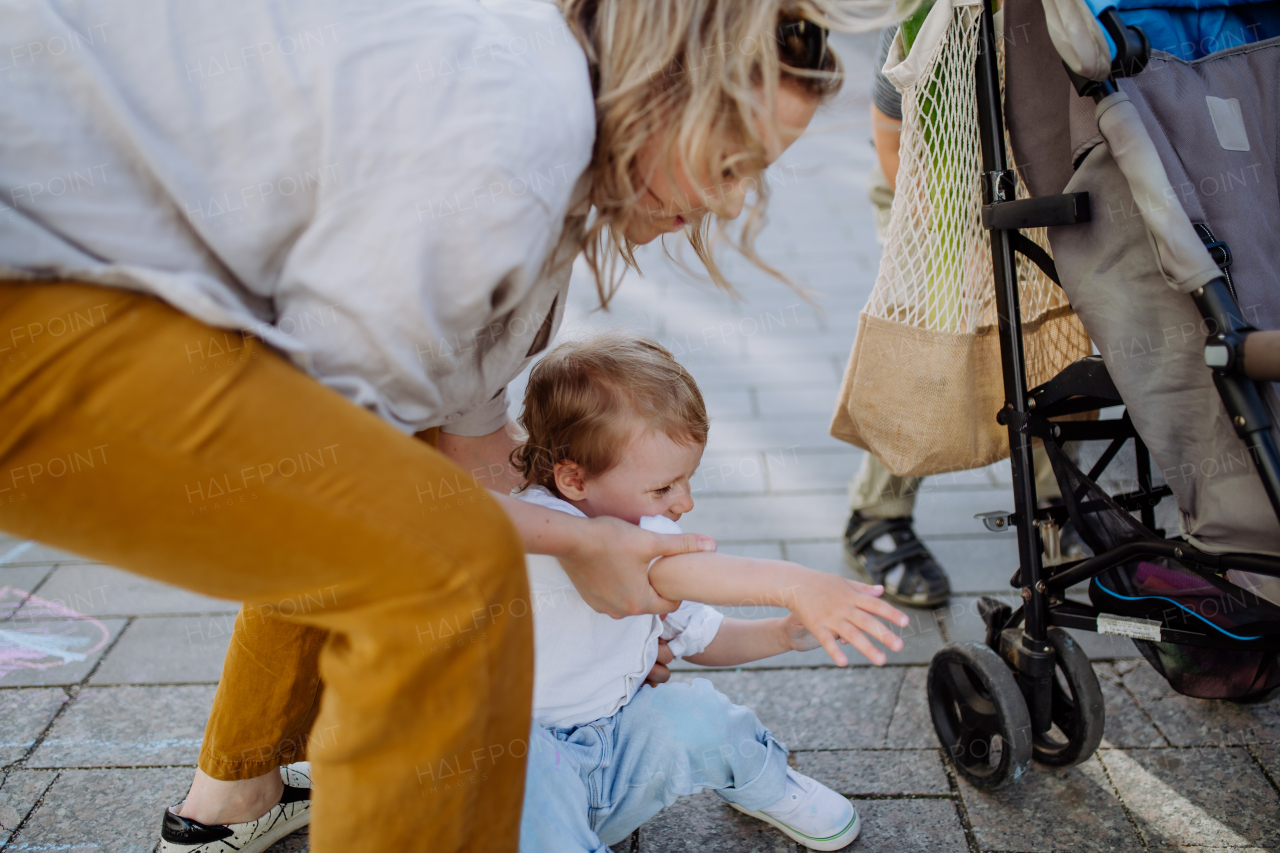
[648,553,909,666]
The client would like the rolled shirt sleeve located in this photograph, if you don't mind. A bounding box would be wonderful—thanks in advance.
[442,388,511,437]
[660,601,726,658]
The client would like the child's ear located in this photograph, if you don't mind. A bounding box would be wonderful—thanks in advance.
[554,461,587,500]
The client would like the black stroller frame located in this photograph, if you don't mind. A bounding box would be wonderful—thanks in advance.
[925,0,1280,789]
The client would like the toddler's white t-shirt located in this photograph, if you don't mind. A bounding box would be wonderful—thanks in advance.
[517,486,724,729]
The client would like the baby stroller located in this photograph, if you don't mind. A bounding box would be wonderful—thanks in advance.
[917,0,1280,787]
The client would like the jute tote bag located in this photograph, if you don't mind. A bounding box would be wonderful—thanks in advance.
[831,0,1089,478]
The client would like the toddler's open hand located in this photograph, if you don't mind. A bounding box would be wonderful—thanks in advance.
[784,572,909,666]
[780,613,822,652]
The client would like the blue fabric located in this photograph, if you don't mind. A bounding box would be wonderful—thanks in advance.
[519,678,790,853]
[1081,0,1280,60]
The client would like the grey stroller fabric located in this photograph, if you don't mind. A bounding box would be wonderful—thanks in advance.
[1004,4,1280,560]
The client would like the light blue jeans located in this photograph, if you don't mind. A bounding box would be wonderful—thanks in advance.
[519,678,789,852]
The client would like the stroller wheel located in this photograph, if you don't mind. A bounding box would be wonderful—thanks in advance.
[927,643,1032,789]
[1032,627,1105,767]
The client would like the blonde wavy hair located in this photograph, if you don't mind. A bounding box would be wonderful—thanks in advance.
[559,0,901,305]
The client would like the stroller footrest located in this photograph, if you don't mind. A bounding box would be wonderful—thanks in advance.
[982,193,1091,230]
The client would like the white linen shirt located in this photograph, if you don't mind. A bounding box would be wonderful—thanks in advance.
[517,486,725,729]
[0,0,595,435]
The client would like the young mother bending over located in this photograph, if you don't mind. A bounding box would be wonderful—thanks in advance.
[0,0,889,850]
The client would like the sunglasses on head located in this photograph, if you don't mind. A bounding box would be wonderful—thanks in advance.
[776,16,830,72]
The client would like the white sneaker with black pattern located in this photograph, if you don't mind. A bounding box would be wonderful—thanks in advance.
[158,762,312,853]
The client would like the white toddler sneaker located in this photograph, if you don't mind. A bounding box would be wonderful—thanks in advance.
[730,767,861,851]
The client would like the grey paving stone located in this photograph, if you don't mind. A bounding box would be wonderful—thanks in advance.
[0,688,68,766]
[755,384,841,418]
[782,540,848,577]
[28,684,214,768]
[703,416,850,454]
[684,358,844,388]
[765,448,861,493]
[1170,848,1276,852]
[0,770,58,847]
[0,614,126,687]
[701,389,754,418]
[846,798,968,853]
[0,567,55,619]
[91,614,233,684]
[744,331,868,360]
[0,539,95,566]
[792,748,949,795]
[692,451,768,495]
[960,755,1142,852]
[1100,747,1280,849]
[5,767,190,852]
[26,564,239,618]
[1094,663,1169,748]
[922,535,1020,594]
[681,493,852,541]
[911,489,1017,538]
[671,667,903,750]
[1251,742,1280,785]
[1116,661,1280,746]
[885,666,938,748]
[635,789,794,852]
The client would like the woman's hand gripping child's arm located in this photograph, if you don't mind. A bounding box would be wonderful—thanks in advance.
[647,553,910,667]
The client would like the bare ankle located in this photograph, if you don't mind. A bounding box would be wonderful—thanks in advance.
[176,767,284,826]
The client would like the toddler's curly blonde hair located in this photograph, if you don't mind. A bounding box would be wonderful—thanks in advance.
[511,331,709,494]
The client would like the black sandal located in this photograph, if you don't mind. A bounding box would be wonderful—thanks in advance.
[843,512,951,608]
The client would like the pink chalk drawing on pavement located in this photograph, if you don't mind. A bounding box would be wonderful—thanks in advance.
[0,586,111,681]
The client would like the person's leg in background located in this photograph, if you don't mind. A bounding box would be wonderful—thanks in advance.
[0,281,532,852]
[844,116,952,606]
[843,453,951,607]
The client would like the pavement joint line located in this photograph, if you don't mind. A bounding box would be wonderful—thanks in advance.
[0,542,34,566]
[4,612,238,623]
[0,767,62,853]
[940,754,982,853]
[936,606,953,645]
[759,451,774,493]
[845,792,955,800]
[1093,744,1154,852]
[0,615,139,851]
[880,668,911,745]
[56,681,221,689]
[17,764,199,771]
[1245,743,1280,800]
[1105,663,1173,747]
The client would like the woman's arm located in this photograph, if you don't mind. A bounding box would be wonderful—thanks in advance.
[492,492,717,617]
[436,421,717,618]
[648,553,909,666]
[435,420,526,494]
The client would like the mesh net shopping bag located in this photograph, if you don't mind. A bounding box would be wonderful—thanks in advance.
[830,0,1091,478]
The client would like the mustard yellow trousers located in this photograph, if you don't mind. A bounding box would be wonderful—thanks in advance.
[0,281,532,852]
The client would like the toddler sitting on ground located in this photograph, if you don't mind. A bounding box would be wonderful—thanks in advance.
[515,332,908,852]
